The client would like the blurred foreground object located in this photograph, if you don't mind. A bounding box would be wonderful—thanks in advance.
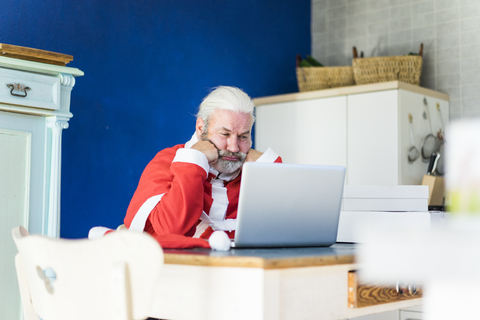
[13,226,163,320]
[357,118,480,320]
[446,119,480,215]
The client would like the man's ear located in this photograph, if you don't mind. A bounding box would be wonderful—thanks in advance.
[195,117,205,139]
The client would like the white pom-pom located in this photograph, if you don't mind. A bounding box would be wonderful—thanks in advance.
[209,231,231,251]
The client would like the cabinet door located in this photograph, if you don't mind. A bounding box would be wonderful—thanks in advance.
[255,96,347,167]
[398,90,449,185]
[0,111,48,320]
[0,111,48,234]
[347,91,399,185]
[0,128,31,320]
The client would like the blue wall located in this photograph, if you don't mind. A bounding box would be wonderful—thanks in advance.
[1,0,311,238]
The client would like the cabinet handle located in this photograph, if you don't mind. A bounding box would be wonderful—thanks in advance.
[6,83,31,97]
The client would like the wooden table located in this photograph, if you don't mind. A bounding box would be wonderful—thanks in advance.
[149,244,422,320]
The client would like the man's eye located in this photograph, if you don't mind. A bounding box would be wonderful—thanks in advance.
[222,133,229,137]
[239,136,248,140]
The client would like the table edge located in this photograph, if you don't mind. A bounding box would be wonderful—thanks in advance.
[164,252,355,269]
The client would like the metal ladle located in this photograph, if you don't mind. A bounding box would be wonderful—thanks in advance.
[420,98,440,163]
[436,102,445,143]
[407,113,419,163]
[434,102,446,175]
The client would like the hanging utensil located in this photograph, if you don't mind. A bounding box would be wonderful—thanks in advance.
[433,102,446,175]
[420,97,440,163]
[426,153,436,175]
[431,152,441,176]
[426,152,441,176]
[436,102,445,143]
[407,113,419,163]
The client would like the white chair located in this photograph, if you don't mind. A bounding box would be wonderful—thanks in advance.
[12,226,164,320]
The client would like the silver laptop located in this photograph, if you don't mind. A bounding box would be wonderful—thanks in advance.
[233,162,346,248]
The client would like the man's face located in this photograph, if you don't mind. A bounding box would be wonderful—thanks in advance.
[198,109,253,174]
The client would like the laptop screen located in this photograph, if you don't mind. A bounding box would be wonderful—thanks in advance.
[234,162,346,248]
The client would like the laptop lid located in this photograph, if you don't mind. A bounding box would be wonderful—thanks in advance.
[234,162,346,248]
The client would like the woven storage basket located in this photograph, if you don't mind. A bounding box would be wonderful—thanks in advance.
[352,55,422,86]
[296,66,355,92]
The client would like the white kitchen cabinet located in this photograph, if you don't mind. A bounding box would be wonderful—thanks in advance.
[400,310,423,320]
[347,307,424,320]
[347,90,399,185]
[348,310,400,320]
[255,95,347,167]
[254,81,449,186]
[0,56,83,320]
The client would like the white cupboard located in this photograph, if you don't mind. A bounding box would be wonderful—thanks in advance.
[254,81,449,186]
[0,56,83,320]
[255,95,347,167]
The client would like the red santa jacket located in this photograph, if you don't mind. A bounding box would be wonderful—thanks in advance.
[124,133,282,240]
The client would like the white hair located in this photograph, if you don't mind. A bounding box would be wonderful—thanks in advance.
[196,86,256,125]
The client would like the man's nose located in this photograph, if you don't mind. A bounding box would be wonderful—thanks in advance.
[226,136,239,153]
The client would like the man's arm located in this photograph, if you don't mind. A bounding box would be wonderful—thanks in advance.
[125,146,210,237]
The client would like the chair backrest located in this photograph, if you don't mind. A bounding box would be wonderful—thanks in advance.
[12,226,164,320]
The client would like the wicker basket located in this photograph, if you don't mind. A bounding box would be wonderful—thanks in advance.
[296,66,355,92]
[352,55,422,86]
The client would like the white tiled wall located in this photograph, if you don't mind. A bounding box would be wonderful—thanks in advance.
[311,0,480,119]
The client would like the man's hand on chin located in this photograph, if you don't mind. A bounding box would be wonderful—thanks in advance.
[245,148,263,162]
[191,140,219,164]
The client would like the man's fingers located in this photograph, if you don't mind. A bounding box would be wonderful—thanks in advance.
[191,140,219,162]
[246,148,263,162]
[203,139,220,152]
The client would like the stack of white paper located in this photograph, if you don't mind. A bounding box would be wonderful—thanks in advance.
[337,185,433,243]
[341,185,429,212]
[337,211,435,243]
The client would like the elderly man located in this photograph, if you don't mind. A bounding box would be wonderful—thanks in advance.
[124,86,281,241]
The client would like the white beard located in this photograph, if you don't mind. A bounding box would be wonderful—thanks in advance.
[212,150,247,174]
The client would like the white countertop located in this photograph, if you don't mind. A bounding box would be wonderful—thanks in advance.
[253,80,449,106]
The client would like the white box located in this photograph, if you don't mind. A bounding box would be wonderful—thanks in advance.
[344,185,429,199]
[342,185,429,212]
[342,198,428,212]
[337,211,432,243]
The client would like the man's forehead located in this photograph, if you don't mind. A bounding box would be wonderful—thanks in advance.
[210,109,253,131]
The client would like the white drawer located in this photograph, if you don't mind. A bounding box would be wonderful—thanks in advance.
[400,310,423,320]
[0,67,60,110]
